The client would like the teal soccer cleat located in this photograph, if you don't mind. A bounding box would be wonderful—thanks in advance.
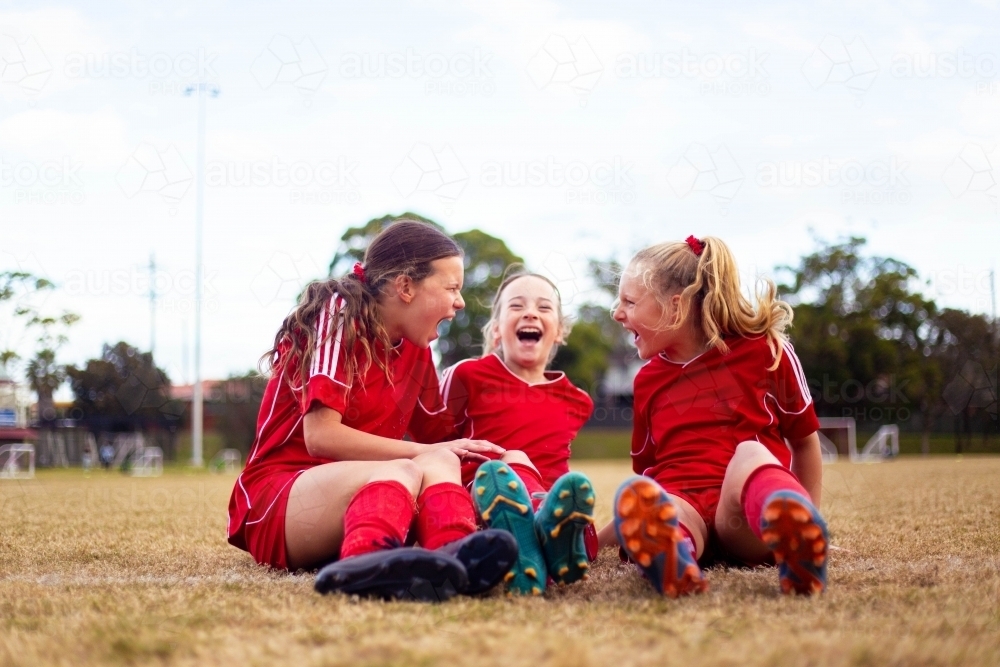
[471,460,547,596]
[534,471,596,586]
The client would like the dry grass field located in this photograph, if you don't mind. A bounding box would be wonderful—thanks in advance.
[1,458,998,667]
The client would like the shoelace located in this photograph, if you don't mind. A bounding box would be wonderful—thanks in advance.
[373,535,404,551]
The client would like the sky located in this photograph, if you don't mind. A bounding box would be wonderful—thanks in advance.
[1,0,998,398]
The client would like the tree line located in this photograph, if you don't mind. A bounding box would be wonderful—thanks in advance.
[2,215,996,458]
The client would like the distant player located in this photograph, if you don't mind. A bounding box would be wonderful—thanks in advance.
[441,270,597,595]
[598,236,829,597]
[227,220,516,601]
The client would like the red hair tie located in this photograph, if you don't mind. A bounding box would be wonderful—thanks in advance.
[685,236,705,256]
[352,262,367,283]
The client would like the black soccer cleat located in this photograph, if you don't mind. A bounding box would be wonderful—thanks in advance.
[314,547,469,602]
[438,529,518,595]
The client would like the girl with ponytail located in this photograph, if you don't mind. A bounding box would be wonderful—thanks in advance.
[598,236,829,597]
[228,220,516,601]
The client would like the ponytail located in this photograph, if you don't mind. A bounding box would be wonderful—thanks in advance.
[631,236,792,369]
[260,219,463,389]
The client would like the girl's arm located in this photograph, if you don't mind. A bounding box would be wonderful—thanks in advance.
[788,431,823,508]
[304,406,504,461]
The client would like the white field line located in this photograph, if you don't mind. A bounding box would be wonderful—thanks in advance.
[0,573,312,586]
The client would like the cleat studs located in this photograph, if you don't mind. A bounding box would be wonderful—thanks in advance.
[780,579,793,594]
[813,539,826,553]
[559,490,571,499]
[761,530,779,543]
[763,507,781,522]
[504,572,515,582]
[476,486,486,496]
[498,467,509,475]
[554,508,564,517]
[508,481,519,490]
[627,539,641,552]
[774,552,785,564]
[578,561,589,569]
[524,568,537,579]
[582,574,590,581]
[659,505,675,521]
[637,484,658,500]
[621,519,640,536]
[647,524,658,537]
[476,470,487,479]
[802,526,822,540]
[618,495,636,515]
[580,483,590,491]
[558,566,569,576]
[637,553,652,568]
[813,555,826,566]
[810,581,823,594]
[532,587,542,596]
[586,496,595,506]
[790,508,811,523]
[550,527,561,538]
[789,538,799,551]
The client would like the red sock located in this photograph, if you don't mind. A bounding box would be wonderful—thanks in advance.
[416,482,478,550]
[584,523,599,562]
[678,522,697,560]
[508,462,546,510]
[741,464,811,540]
[339,480,416,559]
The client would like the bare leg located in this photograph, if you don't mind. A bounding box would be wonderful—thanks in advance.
[714,440,781,563]
[284,459,422,570]
[499,450,535,470]
[412,448,463,492]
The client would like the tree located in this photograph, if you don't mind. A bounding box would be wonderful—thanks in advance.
[214,371,268,454]
[327,213,523,367]
[1,270,79,420]
[779,236,941,444]
[66,342,182,434]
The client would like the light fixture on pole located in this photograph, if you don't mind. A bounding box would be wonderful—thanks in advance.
[184,81,219,467]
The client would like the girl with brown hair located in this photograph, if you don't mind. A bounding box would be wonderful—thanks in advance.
[227,220,516,600]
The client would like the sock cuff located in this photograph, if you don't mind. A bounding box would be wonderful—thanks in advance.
[739,463,798,507]
[417,482,474,512]
[350,479,418,514]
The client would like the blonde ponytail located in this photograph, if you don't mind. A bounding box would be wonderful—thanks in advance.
[632,236,792,369]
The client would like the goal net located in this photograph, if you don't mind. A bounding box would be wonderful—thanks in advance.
[0,444,35,479]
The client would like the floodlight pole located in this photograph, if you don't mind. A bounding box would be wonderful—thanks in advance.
[185,82,219,467]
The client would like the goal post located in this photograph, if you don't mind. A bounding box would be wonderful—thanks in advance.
[0,444,35,479]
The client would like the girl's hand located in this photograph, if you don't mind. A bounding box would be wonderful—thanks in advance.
[427,439,505,462]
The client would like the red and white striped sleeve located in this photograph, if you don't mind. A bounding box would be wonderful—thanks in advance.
[770,340,819,440]
[301,294,351,415]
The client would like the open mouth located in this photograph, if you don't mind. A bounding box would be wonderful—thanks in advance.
[515,326,543,343]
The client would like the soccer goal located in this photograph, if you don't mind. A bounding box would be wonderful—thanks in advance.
[817,417,898,462]
[210,448,242,473]
[131,447,164,477]
[0,444,35,479]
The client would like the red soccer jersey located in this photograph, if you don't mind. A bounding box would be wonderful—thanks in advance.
[441,353,594,489]
[631,336,818,493]
[227,294,452,549]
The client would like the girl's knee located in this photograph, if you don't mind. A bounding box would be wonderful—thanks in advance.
[500,450,531,466]
[413,447,460,471]
[378,458,422,495]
